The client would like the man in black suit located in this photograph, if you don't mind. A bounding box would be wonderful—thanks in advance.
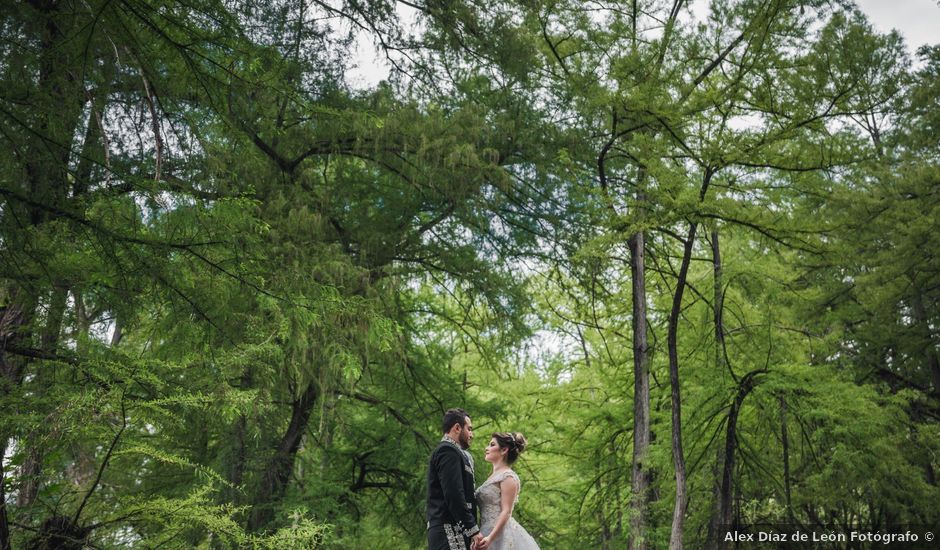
[426,408,487,550]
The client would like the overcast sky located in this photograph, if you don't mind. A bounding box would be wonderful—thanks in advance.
[347,1,940,88]
[857,0,940,51]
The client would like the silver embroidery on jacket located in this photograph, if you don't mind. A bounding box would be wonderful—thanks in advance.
[443,523,464,550]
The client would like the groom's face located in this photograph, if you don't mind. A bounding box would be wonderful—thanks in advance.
[458,416,474,449]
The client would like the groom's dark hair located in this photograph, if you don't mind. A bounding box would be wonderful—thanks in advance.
[442,408,469,433]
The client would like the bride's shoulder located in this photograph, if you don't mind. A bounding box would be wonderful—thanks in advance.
[498,469,521,484]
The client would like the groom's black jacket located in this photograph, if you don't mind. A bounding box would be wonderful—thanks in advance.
[426,439,479,539]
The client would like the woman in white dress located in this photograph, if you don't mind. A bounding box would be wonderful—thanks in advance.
[474,432,540,550]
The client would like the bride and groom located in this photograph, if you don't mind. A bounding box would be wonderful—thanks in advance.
[426,408,540,550]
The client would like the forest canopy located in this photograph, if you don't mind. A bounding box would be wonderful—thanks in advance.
[0,0,938,548]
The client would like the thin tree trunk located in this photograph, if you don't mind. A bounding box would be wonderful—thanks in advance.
[710,227,727,375]
[109,317,123,348]
[0,438,8,550]
[629,193,652,550]
[781,396,794,522]
[598,102,652,550]
[706,225,729,547]
[707,371,763,548]
[667,220,697,550]
[667,168,716,549]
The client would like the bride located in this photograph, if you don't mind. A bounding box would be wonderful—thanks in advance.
[473,432,540,550]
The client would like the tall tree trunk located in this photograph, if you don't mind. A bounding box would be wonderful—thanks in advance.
[781,396,794,522]
[12,0,85,517]
[13,0,102,513]
[706,225,729,547]
[248,380,319,532]
[26,0,84,226]
[628,196,652,550]
[707,371,763,548]
[710,227,727,375]
[668,169,716,549]
[599,103,652,550]
[0,438,9,550]
[667,220,697,550]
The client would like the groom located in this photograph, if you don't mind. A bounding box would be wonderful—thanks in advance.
[426,408,488,550]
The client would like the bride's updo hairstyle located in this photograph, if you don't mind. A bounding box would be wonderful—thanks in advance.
[492,432,527,464]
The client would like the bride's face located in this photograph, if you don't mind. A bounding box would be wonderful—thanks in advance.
[483,437,507,464]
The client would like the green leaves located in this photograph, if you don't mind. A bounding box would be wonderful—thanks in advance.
[2,0,938,548]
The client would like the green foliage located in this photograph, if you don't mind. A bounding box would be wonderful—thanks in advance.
[1,0,938,548]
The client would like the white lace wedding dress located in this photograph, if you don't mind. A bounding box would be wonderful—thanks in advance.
[475,470,540,550]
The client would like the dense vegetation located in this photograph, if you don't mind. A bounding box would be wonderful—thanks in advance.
[1,0,937,548]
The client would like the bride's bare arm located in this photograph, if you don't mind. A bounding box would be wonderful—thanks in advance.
[482,475,519,545]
